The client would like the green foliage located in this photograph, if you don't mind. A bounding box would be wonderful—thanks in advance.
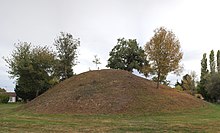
[175,73,197,95]
[209,50,215,74]
[0,94,9,103]
[0,88,6,92]
[175,84,183,91]
[107,38,148,73]
[217,50,220,73]
[198,53,209,100]
[181,74,196,94]
[54,32,80,80]
[4,42,57,101]
[145,27,183,88]
[206,73,220,102]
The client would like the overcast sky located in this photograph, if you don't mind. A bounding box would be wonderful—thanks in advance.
[1,0,220,92]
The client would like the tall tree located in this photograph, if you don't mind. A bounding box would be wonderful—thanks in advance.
[209,50,215,74]
[145,27,183,88]
[54,32,80,80]
[4,42,57,101]
[217,50,220,73]
[107,38,148,73]
[198,53,209,100]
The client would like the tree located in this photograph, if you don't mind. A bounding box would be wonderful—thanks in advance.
[217,50,220,73]
[198,53,209,100]
[4,42,57,101]
[0,94,9,103]
[0,88,6,92]
[206,73,220,102]
[174,72,197,95]
[107,38,148,72]
[92,55,101,70]
[190,71,197,94]
[145,27,183,88]
[181,74,195,94]
[54,32,80,80]
[209,50,215,75]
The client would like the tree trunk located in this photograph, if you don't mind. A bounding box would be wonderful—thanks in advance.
[157,72,160,89]
[36,89,39,97]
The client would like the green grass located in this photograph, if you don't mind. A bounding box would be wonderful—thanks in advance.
[1,103,220,132]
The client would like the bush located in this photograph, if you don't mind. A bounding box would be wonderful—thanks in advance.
[0,94,9,103]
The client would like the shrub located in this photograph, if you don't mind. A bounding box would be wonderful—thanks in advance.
[0,94,10,103]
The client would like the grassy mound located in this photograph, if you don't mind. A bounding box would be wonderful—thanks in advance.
[24,69,206,114]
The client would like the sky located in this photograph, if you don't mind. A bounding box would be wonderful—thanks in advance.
[1,0,220,92]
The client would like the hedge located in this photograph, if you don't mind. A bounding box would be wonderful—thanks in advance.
[0,94,9,103]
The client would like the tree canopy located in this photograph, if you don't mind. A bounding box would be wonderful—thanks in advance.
[198,50,220,102]
[54,32,80,80]
[209,50,215,75]
[4,42,57,101]
[107,38,148,73]
[0,88,6,92]
[206,73,220,102]
[145,27,183,88]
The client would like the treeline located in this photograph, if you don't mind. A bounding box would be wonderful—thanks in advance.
[175,50,220,102]
[197,50,220,102]
[4,27,183,101]
[4,32,80,102]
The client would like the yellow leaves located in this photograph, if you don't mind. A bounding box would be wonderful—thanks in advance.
[145,27,183,82]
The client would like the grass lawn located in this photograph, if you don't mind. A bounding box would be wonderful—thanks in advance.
[1,103,220,132]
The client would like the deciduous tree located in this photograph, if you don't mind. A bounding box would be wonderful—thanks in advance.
[92,55,101,70]
[145,27,183,88]
[206,73,220,102]
[54,32,80,80]
[181,74,196,94]
[107,38,148,73]
[4,42,57,101]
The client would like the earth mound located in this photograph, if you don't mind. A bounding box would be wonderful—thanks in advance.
[24,69,206,114]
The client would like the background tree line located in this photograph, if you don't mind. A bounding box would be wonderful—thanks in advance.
[5,27,183,101]
[197,50,220,102]
[4,32,80,102]
[175,49,220,102]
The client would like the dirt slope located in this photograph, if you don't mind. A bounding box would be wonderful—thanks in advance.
[23,69,206,114]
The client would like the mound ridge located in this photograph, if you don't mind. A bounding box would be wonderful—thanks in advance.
[24,69,206,114]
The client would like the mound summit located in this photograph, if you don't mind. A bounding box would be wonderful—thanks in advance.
[24,69,206,114]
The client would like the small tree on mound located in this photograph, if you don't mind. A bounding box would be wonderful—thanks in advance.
[145,27,183,88]
[107,38,148,73]
[92,55,101,70]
